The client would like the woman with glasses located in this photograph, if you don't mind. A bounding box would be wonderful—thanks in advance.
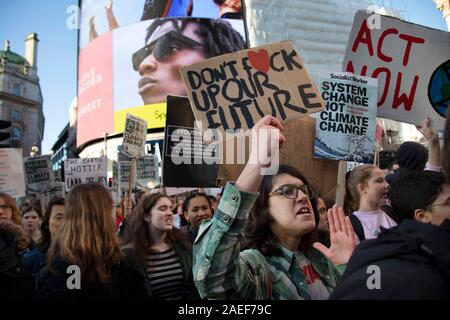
[193,115,356,300]
[344,165,398,242]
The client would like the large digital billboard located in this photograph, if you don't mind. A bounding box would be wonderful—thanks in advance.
[77,0,247,147]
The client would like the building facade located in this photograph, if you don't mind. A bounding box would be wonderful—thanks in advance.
[0,33,44,156]
[0,33,45,156]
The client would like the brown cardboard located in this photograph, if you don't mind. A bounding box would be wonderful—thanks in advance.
[180,40,326,138]
[220,116,339,200]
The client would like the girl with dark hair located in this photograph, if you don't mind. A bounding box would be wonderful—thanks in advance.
[193,116,356,300]
[181,192,212,243]
[344,164,397,242]
[22,197,65,291]
[121,193,199,300]
[21,200,43,244]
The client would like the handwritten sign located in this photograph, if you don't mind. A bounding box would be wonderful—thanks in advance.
[343,10,449,129]
[163,96,220,187]
[136,155,159,188]
[64,157,107,191]
[181,41,325,136]
[0,148,25,198]
[23,155,54,194]
[122,113,147,158]
[314,72,378,163]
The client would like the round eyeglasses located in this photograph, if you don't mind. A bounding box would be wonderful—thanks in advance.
[269,184,315,200]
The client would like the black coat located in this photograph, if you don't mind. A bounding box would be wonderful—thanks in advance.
[0,221,34,299]
[330,219,450,300]
[36,255,150,300]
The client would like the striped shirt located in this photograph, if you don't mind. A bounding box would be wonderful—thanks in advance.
[147,248,184,300]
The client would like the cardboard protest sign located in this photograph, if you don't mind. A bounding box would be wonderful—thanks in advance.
[163,95,220,187]
[64,157,107,191]
[343,10,449,129]
[23,155,54,194]
[136,155,159,188]
[314,72,378,163]
[0,148,25,198]
[122,113,147,158]
[220,116,339,200]
[181,41,325,137]
[48,182,65,199]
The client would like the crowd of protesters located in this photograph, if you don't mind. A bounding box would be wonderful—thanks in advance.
[0,115,449,300]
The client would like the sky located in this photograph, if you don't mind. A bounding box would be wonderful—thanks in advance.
[0,0,448,155]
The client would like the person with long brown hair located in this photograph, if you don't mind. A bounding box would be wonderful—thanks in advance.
[0,192,22,226]
[22,197,65,292]
[121,192,199,300]
[21,200,43,244]
[37,184,147,300]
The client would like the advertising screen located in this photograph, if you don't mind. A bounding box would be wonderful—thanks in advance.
[77,0,247,147]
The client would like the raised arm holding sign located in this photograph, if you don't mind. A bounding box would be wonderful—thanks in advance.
[180,40,326,137]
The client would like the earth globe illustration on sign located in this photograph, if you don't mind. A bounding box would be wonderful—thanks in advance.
[428,59,450,118]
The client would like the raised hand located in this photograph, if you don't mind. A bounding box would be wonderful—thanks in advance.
[236,115,285,194]
[416,117,437,141]
[313,206,356,265]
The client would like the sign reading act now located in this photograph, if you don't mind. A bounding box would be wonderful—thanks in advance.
[180,41,325,135]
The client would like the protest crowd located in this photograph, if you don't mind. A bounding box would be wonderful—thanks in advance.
[1,4,450,302]
[0,112,449,300]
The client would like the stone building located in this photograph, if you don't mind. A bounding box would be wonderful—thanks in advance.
[0,33,44,156]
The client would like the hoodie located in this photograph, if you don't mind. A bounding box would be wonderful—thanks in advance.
[330,219,450,299]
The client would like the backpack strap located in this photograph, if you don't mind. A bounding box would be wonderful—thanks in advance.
[380,205,400,224]
[349,214,365,241]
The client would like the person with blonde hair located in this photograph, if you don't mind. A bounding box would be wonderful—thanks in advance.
[344,165,398,242]
[37,183,148,300]
[0,193,22,226]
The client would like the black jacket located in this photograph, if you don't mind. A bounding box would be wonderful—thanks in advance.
[121,241,200,300]
[0,220,34,299]
[36,255,150,300]
[330,219,450,299]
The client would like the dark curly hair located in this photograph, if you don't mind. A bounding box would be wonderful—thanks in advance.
[122,193,191,265]
[145,17,246,59]
[38,196,65,252]
[241,165,320,256]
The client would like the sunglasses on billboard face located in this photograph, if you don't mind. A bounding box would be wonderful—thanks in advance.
[132,30,203,71]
